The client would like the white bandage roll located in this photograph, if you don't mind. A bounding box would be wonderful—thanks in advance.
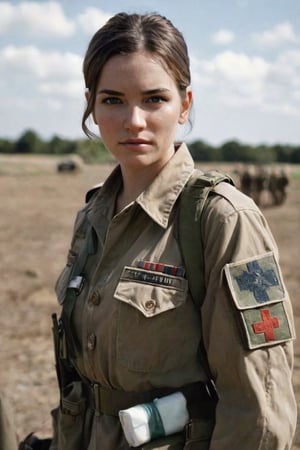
[154,391,189,435]
[119,391,189,447]
[119,404,151,447]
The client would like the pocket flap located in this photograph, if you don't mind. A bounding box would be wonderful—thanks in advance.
[114,266,188,317]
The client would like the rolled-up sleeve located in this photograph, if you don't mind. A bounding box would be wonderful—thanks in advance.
[201,190,297,449]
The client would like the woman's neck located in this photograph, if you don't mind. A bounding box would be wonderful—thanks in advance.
[115,148,176,213]
[115,168,154,213]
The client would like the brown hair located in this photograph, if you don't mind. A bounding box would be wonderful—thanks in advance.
[82,12,191,138]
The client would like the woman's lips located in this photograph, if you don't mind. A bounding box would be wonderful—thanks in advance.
[121,138,151,145]
[120,139,152,150]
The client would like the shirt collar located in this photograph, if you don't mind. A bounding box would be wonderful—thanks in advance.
[136,143,194,228]
[86,142,195,229]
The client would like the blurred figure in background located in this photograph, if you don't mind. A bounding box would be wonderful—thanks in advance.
[269,167,289,206]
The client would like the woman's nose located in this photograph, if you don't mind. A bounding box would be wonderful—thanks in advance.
[123,105,147,131]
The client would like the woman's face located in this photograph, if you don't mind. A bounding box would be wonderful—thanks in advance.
[92,51,192,173]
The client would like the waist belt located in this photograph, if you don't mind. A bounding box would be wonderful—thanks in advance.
[84,381,211,417]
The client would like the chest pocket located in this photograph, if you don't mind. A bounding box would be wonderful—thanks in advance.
[114,266,201,374]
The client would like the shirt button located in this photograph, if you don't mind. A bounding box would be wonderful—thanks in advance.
[89,291,101,306]
[145,299,156,311]
[87,333,96,351]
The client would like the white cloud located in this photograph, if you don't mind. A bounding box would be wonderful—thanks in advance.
[0,45,82,80]
[0,2,298,144]
[76,7,112,35]
[263,49,300,114]
[0,2,112,39]
[38,80,84,98]
[267,50,300,91]
[0,2,15,33]
[0,1,75,37]
[251,22,298,47]
[191,49,300,116]
[209,51,268,81]
[0,45,84,114]
[212,29,235,45]
[276,49,300,69]
[192,51,269,102]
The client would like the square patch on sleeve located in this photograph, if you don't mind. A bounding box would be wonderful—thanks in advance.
[241,302,293,349]
[225,252,294,349]
[225,252,285,309]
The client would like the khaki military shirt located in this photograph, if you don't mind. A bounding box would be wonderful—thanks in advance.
[54,143,296,449]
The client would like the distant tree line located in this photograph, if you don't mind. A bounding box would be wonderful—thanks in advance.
[1,129,300,164]
[188,139,300,164]
[0,129,113,163]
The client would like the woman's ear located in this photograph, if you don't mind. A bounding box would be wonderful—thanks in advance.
[178,87,193,124]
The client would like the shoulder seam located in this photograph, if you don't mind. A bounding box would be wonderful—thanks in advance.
[213,182,258,211]
[204,183,262,225]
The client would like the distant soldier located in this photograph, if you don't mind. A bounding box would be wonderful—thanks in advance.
[268,168,278,205]
[240,165,253,197]
[252,166,268,206]
[0,391,18,450]
[276,167,289,205]
[268,167,289,206]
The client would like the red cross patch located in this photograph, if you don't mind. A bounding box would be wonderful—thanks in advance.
[241,302,293,349]
[252,309,279,342]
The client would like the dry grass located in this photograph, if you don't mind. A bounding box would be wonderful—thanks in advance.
[0,155,299,447]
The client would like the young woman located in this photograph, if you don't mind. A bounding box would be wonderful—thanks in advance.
[46,12,296,450]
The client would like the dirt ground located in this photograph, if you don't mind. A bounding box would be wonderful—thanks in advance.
[0,154,299,447]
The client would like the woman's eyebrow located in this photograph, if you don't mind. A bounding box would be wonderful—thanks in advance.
[98,89,124,95]
[98,88,170,95]
[142,88,170,95]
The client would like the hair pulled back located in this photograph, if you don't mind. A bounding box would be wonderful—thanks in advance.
[82,12,191,138]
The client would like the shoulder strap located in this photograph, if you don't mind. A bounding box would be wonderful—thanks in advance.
[59,186,102,362]
[178,169,233,397]
[60,225,96,360]
[179,169,234,309]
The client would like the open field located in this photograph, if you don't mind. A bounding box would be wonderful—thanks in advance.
[0,154,299,447]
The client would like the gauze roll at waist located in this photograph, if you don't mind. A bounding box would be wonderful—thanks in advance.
[118,391,189,447]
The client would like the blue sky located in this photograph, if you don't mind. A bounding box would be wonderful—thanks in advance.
[0,0,299,145]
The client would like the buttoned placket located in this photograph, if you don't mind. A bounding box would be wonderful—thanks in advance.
[82,203,138,377]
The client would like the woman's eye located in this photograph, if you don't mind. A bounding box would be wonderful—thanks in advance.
[102,97,122,104]
[146,96,165,104]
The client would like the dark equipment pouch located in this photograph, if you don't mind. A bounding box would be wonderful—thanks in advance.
[18,433,52,450]
[51,381,93,450]
[49,224,97,450]
[184,418,215,449]
[51,313,93,450]
[140,432,185,449]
